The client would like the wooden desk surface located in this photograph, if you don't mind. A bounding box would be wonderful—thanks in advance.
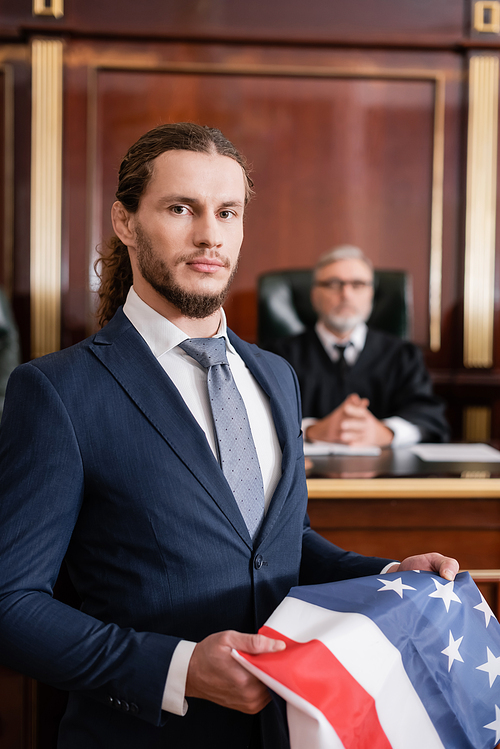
[307,477,500,499]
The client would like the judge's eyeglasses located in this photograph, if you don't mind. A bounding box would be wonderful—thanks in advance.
[314,278,373,292]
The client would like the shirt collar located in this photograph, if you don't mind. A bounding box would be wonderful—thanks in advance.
[122,286,234,359]
[315,319,367,354]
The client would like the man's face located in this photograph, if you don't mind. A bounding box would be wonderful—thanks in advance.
[311,258,374,336]
[123,149,246,318]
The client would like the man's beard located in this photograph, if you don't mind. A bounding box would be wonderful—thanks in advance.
[134,224,238,319]
[323,309,372,335]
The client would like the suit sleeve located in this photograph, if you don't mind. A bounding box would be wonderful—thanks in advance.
[300,518,395,586]
[0,363,178,727]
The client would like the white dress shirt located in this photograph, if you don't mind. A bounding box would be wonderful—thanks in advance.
[303,321,421,447]
[123,287,282,715]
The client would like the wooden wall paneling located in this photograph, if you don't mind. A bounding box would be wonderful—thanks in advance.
[433,50,500,442]
[307,495,500,568]
[92,69,437,346]
[427,57,464,375]
[0,0,465,46]
[69,42,463,354]
[7,47,33,363]
[0,55,14,294]
[0,667,34,749]
[60,50,94,348]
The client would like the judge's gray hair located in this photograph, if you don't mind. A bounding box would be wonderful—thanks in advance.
[314,245,374,279]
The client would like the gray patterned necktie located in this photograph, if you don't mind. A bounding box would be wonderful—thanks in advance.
[179,337,265,541]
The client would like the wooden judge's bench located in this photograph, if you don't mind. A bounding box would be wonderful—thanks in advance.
[306,447,500,610]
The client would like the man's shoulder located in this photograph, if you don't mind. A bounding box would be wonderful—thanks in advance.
[23,308,134,377]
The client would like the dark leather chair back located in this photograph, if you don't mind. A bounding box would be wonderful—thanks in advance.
[257,268,411,349]
[0,288,20,414]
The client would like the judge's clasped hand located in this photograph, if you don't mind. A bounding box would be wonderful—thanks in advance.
[305,392,394,447]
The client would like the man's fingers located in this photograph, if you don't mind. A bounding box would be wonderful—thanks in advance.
[235,632,286,655]
[342,406,368,421]
[186,630,278,713]
[439,557,460,581]
[397,553,459,581]
[345,393,370,409]
[340,417,367,432]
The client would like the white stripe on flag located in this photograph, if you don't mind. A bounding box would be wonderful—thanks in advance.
[263,596,445,749]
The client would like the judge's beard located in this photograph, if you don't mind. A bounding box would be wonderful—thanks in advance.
[134,224,238,319]
[322,309,372,335]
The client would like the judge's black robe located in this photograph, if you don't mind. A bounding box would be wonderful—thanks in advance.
[268,327,449,443]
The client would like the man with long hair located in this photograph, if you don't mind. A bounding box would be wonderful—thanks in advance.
[0,122,457,748]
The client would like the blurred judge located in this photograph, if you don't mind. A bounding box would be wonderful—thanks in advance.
[269,246,449,448]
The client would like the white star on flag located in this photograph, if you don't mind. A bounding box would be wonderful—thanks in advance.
[429,578,462,612]
[484,704,500,744]
[441,630,464,672]
[377,577,417,598]
[477,647,500,687]
[475,593,496,627]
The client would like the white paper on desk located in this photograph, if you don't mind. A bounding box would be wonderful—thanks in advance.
[411,443,500,462]
[303,441,381,457]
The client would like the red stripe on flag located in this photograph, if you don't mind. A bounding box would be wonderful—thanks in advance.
[245,624,393,749]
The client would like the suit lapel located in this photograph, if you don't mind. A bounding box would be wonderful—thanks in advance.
[228,332,301,547]
[90,311,252,547]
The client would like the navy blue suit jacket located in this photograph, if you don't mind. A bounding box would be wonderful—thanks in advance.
[0,309,392,748]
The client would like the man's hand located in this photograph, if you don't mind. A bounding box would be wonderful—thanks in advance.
[185,630,285,713]
[387,553,459,581]
[305,393,394,447]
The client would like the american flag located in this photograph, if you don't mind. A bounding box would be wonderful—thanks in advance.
[234,571,500,749]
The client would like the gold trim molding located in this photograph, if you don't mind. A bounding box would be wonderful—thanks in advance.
[33,0,64,19]
[429,76,446,352]
[464,55,499,368]
[86,59,446,349]
[474,1,500,33]
[463,405,492,441]
[30,39,63,357]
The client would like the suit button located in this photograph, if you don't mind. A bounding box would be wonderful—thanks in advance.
[115,699,122,709]
[130,703,139,714]
[106,695,114,707]
[254,555,263,570]
[121,700,130,712]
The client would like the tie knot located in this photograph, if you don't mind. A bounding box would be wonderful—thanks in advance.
[334,343,350,359]
[179,337,228,369]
